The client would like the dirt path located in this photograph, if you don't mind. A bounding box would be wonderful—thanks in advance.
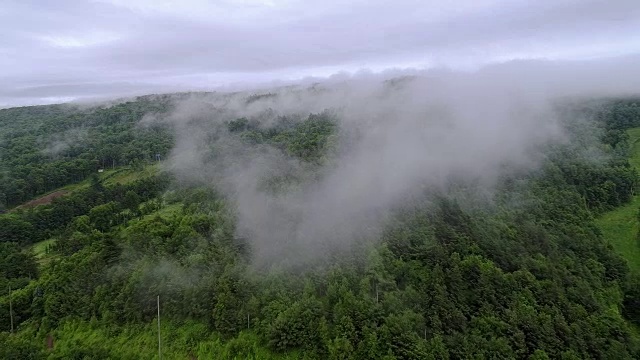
[14,190,70,210]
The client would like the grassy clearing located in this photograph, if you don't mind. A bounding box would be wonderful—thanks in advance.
[597,199,640,273]
[47,320,298,360]
[30,238,58,265]
[151,202,183,219]
[102,163,160,186]
[595,127,640,273]
[62,163,160,191]
[9,164,162,211]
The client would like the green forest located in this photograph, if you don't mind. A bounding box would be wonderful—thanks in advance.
[2,95,640,359]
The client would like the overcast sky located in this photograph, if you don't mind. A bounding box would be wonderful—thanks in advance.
[1,0,639,107]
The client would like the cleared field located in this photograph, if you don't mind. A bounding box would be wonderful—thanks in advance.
[30,238,58,265]
[597,198,640,273]
[595,127,640,273]
[102,163,160,186]
[13,190,69,210]
[10,164,161,212]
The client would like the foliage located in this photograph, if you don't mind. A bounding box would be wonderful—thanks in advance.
[0,97,639,358]
[0,97,173,207]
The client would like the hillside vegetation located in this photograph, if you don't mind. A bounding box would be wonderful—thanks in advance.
[596,127,640,273]
[1,95,640,359]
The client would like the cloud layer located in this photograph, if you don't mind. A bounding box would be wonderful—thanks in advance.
[157,58,640,266]
[1,0,639,106]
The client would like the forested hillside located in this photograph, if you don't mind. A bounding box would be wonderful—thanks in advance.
[1,93,640,359]
[0,96,174,208]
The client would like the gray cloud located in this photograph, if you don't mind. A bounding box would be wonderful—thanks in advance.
[155,58,640,266]
[1,0,639,106]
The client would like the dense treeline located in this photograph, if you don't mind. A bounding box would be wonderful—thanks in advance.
[0,174,170,246]
[0,96,174,208]
[551,99,640,213]
[0,173,171,329]
[228,111,337,162]
[0,96,640,358]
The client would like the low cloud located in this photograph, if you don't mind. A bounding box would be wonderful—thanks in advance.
[1,0,639,106]
[152,58,640,266]
[41,128,89,157]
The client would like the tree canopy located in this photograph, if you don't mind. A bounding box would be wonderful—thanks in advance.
[1,95,640,359]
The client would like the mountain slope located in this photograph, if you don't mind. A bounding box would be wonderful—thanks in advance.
[1,95,640,359]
